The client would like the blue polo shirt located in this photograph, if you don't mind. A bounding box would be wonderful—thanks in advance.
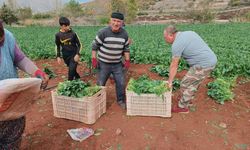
[172,31,217,68]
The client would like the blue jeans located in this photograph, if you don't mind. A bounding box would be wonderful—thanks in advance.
[97,61,125,103]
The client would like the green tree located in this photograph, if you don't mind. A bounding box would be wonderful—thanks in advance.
[126,0,138,23]
[0,3,18,25]
[229,0,241,6]
[7,0,17,10]
[184,0,215,23]
[17,7,32,20]
[111,0,126,13]
[62,0,84,17]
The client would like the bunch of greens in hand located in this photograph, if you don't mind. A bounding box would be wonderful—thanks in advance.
[42,64,56,79]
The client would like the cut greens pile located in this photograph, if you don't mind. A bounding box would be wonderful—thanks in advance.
[43,66,56,79]
[150,65,169,77]
[57,80,101,98]
[127,75,170,96]
[207,77,236,104]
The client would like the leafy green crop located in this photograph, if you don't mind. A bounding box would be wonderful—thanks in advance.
[6,23,250,79]
[150,65,180,91]
[150,65,169,77]
[172,79,181,91]
[207,77,236,104]
[57,80,101,98]
[127,75,170,96]
[43,67,56,79]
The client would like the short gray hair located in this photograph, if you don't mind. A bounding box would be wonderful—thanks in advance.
[164,25,177,35]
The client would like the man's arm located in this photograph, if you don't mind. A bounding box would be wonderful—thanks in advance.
[14,43,38,74]
[92,33,101,58]
[92,31,104,52]
[16,57,38,75]
[123,36,130,68]
[124,52,130,61]
[91,30,105,68]
[75,33,82,55]
[168,56,180,87]
[55,34,63,64]
[92,50,97,58]
[14,43,49,88]
[55,34,61,58]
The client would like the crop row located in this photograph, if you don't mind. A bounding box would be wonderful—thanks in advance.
[7,23,250,79]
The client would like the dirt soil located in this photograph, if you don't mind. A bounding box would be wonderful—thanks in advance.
[20,59,250,150]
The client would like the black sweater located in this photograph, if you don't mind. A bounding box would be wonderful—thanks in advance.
[55,29,82,58]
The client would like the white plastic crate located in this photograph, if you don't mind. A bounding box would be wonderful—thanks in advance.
[51,87,106,124]
[126,89,171,117]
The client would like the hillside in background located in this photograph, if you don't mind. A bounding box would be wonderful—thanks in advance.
[0,0,249,25]
[80,0,250,23]
[0,0,92,13]
[84,0,250,13]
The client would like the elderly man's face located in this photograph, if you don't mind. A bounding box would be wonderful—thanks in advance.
[164,32,174,44]
[110,18,123,32]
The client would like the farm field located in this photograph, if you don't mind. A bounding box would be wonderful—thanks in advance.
[8,23,250,78]
[6,23,250,149]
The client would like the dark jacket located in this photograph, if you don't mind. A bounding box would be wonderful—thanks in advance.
[55,29,82,58]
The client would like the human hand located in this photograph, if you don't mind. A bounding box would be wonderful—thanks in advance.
[128,38,133,45]
[92,58,98,69]
[57,57,62,64]
[166,80,172,89]
[74,54,80,62]
[34,69,49,89]
[124,60,130,69]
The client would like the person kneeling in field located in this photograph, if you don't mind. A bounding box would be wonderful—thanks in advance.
[55,17,82,80]
[164,25,217,113]
[0,20,49,149]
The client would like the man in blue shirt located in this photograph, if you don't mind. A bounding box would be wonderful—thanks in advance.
[164,25,217,113]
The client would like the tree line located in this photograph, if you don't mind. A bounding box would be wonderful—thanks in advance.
[0,0,138,25]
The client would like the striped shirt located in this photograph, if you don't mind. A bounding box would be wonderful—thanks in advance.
[92,26,129,63]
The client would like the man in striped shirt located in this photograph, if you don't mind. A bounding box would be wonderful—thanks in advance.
[92,12,130,109]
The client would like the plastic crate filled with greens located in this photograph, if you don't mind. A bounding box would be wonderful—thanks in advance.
[127,75,171,96]
[57,80,101,98]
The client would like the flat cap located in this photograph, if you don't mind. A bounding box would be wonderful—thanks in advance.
[111,12,124,20]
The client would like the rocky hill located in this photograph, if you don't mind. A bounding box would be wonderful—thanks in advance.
[80,0,250,24]
[0,0,91,13]
[2,0,249,25]
[0,0,66,13]
[83,0,236,14]
[84,0,250,13]
[147,0,231,13]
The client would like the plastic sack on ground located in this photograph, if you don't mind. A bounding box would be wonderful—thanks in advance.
[0,78,42,121]
[67,128,94,142]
